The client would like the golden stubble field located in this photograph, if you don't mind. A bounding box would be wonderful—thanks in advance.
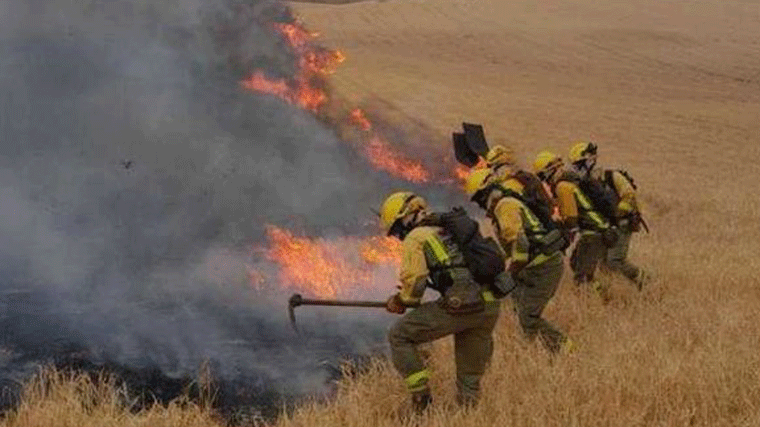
[2,1,759,426]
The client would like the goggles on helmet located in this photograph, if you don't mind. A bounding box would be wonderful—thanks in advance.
[387,193,420,239]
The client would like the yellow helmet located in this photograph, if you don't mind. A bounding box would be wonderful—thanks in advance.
[379,191,428,234]
[568,141,598,164]
[485,145,515,168]
[532,150,563,178]
[464,168,494,197]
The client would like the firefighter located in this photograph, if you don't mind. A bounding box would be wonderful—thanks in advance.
[532,151,613,297]
[378,191,501,412]
[568,142,649,290]
[464,168,573,354]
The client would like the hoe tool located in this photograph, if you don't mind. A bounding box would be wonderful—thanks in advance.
[288,293,386,333]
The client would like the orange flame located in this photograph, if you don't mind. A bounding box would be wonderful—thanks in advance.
[453,164,471,182]
[240,72,289,99]
[273,22,345,74]
[302,50,345,75]
[360,236,402,265]
[348,109,434,183]
[239,19,446,183]
[273,22,313,48]
[452,158,488,184]
[251,226,401,298]
[350,108,372,131]
[239,72,327,112]
[240,21,342,112]
[364,136,430,183]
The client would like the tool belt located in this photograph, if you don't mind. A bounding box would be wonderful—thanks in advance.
[528,229,569,261]
[489,270,517,299]
[432,267,486,315]
[537,229,568,255]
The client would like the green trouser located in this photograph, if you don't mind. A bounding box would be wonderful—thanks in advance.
[511,251,566,353]
[388,297,500,404]
[602,226,641,283]
[570,231,606,283]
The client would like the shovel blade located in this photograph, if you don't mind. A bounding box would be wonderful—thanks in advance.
[453,132,480,167]
[462,122,489,156]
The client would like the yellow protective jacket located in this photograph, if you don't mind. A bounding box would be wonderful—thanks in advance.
[488,177,552,267]
[397,225,470,305]
[553,173,609,232]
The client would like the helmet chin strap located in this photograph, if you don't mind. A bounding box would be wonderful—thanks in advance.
[392,211,423,239]
[546,166,560,183]
[576,158,595,176]
[587,157,597,172]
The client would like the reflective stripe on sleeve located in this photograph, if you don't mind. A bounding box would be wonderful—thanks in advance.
[425,235,451,265]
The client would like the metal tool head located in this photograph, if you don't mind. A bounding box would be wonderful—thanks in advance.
[462,122,489,157]
[288,293,303,333]
[453,132,480,167]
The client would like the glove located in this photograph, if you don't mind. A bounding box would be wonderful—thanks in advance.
[386,293,406,314]
[628,211,643,232]
[564,227,579,245]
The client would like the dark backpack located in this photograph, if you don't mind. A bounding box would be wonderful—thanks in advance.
[424,207,505,284]
[577,173,618,222]
[506,170,558,231]
[576,169,638,222]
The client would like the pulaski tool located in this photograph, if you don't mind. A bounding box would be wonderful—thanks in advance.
[288,293,386,333]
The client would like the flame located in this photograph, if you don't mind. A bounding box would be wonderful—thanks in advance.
[360,236,402,265]
[239,21,343,112]
[349,108,372,131]
[451,157,490,185]
[453,164,471,182]
[240,72,327,112]
[251,226,401,298]
[348,108,433,182]
[240,72,289,99]
[302,50,345,75]
[273,22,313,48]
[364,136,430,183]
[240,20,442,183]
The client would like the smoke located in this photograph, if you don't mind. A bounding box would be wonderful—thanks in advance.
[0,0,447,417]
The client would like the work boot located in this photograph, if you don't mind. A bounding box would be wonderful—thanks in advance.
[590,280,609,302]
[456,393,478,410]
[633,269,650,291]
[560,337,578,355]
[411,390,432,415]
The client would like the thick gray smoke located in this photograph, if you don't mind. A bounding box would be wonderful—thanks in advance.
[0,0,441,416]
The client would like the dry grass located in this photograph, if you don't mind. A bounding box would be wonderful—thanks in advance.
[4,0,760,426]
[0,367,225,427]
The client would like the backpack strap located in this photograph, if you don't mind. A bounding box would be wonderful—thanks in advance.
[511,170,532,188]
[619,169,637,190]
[484,184,523,218]
[603,169,617,198]
[494,185,526,204]
[550,170,578,195]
